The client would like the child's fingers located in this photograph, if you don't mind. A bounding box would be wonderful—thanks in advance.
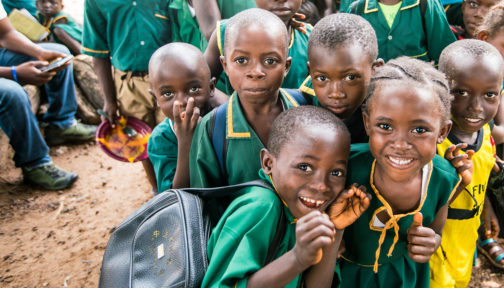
[466,149,474,161]
[444,145,456,160]
[184,97,195,121]
[191,107,200,127]
[452,143,468,156]
[407,226,435,242]
[449,153,469,167]
[173,101,182,123]
[408,249,433,263]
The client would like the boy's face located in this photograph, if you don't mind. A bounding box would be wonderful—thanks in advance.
[149,61,214,120]
[36,0,63,17]
[255,0,302,24]
[364,84,451,183]
[449,56,502,134]
[261,126,349,219]
[221,25,291,102]
[462,0,498,37]
[308,44,375,119]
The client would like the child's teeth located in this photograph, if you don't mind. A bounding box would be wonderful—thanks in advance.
[300,196,325,208]
[389,157,413,165]
[466,118,480,123]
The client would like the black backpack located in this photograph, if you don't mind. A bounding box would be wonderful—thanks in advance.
[98,180,286,288]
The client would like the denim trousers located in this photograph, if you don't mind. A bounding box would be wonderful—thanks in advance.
[0,43,77,168]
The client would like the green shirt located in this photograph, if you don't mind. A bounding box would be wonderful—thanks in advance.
[168,0,207,51]
[36,11,83,43]
[190,89,302,188]
[217,0,256,19]
[299,76,369,144]
[82,0,171,72]
[348,0,456,63]
[378,1,402,28]
[147,118,177,193]
[217,19,312,94]
[202,170,301,288]
[339,143,460,288]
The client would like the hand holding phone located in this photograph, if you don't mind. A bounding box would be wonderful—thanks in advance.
[39,55,74,72]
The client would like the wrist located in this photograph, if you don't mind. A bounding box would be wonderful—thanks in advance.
[11,66,18,82]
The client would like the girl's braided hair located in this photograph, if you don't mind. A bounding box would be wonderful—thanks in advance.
[477,1,504,39]
[362,57,453,123]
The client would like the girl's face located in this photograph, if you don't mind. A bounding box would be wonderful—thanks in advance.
[462,0,498,37]
[36,0,63,18]
[363,83,451,183]
[261,126,349,219]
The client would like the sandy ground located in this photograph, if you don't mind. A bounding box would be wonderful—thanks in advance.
[0,0,502,287]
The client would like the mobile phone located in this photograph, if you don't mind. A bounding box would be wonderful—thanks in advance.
[39,55,74,72]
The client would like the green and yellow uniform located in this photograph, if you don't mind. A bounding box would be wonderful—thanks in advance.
[217,0,256,19]
[216,19,312,94]
[81,0,171,72]
[430,124,496,288]
[147,118,177,193]
[190,89,302,188]
[340,143,460,288]
[348,0,456,63]
[299,76,368,144]
[202,170,302,288]
[168,0,208,51]
[36,11,82,43]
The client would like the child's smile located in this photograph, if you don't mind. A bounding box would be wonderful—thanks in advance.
[262,126,349,219]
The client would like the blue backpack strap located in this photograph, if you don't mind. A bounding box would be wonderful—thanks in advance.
[282,88,309,106]
[210,102,228,179]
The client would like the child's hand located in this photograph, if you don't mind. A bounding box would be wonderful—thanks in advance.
[289,13,307,34]
[173,97,200,144]
[293,211,335,268]
[444,144,473,187]
[407,212,439,263]
[328,185,371,230]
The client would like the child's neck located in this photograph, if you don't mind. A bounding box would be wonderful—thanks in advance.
[379,0,402,5]
[451,125,479,145]
[373,162,423,214]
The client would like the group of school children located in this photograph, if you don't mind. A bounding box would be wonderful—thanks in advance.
[25,0,504,286]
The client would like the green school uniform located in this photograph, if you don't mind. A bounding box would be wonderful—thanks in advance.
[299,76,368,144]
[348,0,456,63]
[189,89,302,188]
[217,0,256,19]
[202,170,301,288]
[81,0,171,72]
[339,144,460,288]
[168,0,208,51]
[216,19,312,94]
[36,11,83,43]
[147,118,177,193]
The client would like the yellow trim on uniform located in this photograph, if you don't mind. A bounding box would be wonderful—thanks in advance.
[364,0,379,13]
[369,206,388,232]
[280,88,300,107]
[288,27,295,49]
[341,254,380,268]
[81,46,110,54]
[154,13,169,20]
[409,51,428,58]
[299,76,315,96]
[227,93,251,138]
[217,21,223,56]
[400,0,420,10]
[444,4,451,12]
[53,15,67,23]
[446,175,463,203]
[368,159,432,273]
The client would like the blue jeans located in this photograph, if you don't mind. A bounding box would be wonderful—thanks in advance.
[0,43,77,167]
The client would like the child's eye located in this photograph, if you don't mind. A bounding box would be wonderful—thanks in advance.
[331,169,345,177]
[469,1,478,8]
[485,92,498,98]
[344,74,356,81]
[455,90,469,97]
[378,123,391,130]
[234,57,248,64]
[189,87,201,94]
[264,58,279,65]
[412,127,428,134]
[315,75,327,82]
[161,91,174,99]
[298,164,313,172]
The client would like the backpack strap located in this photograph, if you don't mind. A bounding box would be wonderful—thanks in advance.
[350,0,359,13]
[419,0,427,34]
[265,205,287,264]
[209,102,228,180]
[282,88,309,106]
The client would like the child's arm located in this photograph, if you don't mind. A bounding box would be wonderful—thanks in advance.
[192,0,221,41]
[443,143,474,204]
[171,98,200,189]
[492,103,504,144]
[52,27,81,55]
[92,57,118,124]
[407,209,446,262]
[204,29,223,81]
[246,211,336,288]
[424,0,457,63]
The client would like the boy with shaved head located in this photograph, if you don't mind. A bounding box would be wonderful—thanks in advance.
[147,42,223,192]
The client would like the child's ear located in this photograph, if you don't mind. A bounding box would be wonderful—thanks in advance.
[220,56,228,76]
[148,89,159,107]
[284,56,292,77]
[477,30,489,41]
[372,59,384,73]
[437,120,453,144]
[208,77,216,97]
[362,111,371,136]
[306,61,311,75]
[260,148,275,175]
